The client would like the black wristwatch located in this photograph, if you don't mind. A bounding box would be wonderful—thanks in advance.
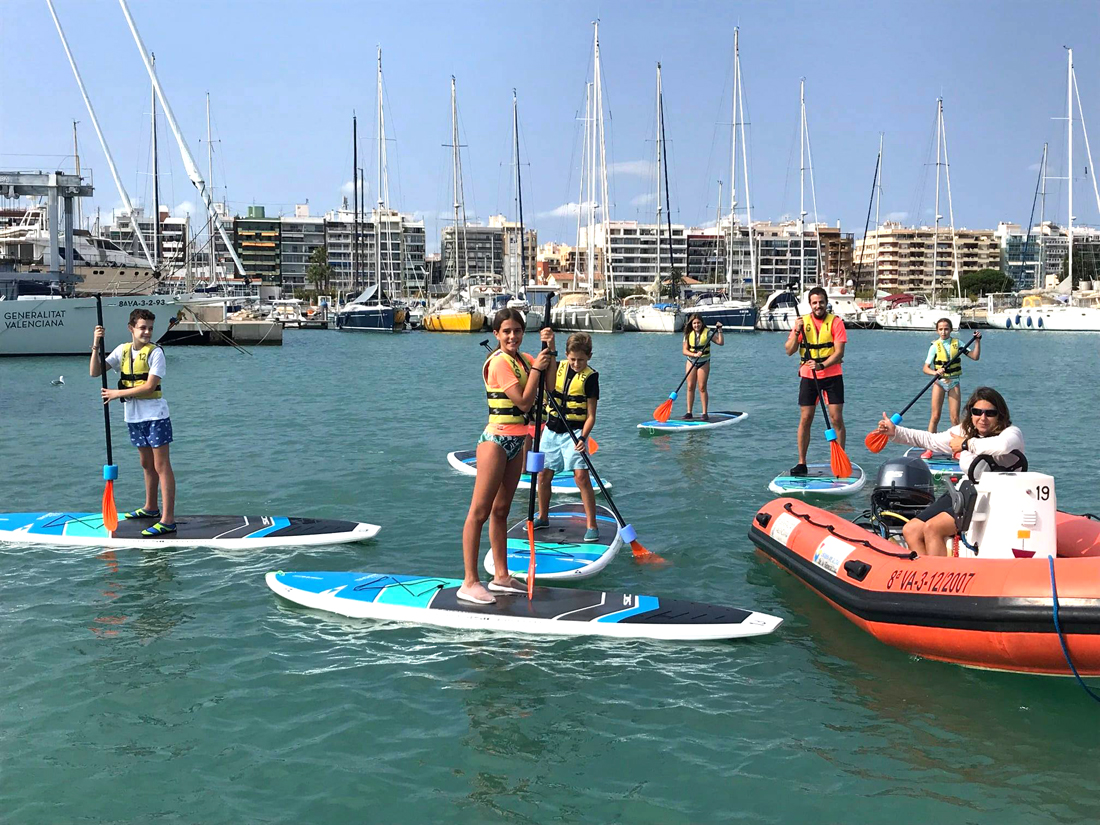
[547,350,557,357]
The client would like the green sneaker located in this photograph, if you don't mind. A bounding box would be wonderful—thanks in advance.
[583,527,600,542]
[141,521,177,537]
[123,507,160,520]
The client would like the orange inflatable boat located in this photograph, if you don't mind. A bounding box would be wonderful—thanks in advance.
[748,497,1100,675]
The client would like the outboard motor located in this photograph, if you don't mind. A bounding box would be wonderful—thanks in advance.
[870,456,935,539]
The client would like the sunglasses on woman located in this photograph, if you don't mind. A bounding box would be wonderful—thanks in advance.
[970,407,998,418]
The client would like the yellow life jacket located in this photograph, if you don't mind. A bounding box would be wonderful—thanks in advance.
[546,362,595,427]
[484,349,530,425]
[687,328,711,359]
[799,313,836,365]
[933,338,962,378]
[118,343,163,403]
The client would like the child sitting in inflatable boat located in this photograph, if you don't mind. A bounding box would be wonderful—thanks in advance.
[874,386,1024,556]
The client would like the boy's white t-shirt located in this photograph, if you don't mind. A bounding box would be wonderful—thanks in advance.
[105,343,170,424]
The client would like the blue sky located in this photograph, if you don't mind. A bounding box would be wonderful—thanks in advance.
[3,1,1099,251]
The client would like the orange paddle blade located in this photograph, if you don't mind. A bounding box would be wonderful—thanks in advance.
[630,539,667,565]
[102,480,118,533]
[830,441,852,479]
[864,429,889,453]
[653,398,674,423]
[526,521,536,600]
[587,437,598,454]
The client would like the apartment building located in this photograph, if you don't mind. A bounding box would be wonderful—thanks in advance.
[442,224,503,283]
[852,222,1000,293]
[233,205,281,287]
[108,205,190,268]
[325,207,426,297]
[577,220,688,290]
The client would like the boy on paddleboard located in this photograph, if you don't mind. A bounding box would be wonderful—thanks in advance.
[460,309,553,605]
[783,286,846,476]
[535,332,600,541]
[923,318,980,434]
[90,309,176,536]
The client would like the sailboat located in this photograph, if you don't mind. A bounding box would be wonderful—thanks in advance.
[988,48,1100,332]
[877,98,961,331]
[683,27,758,332]
[508,90,542,331]
[623,63,684,334]
[335,109,401,332]
[551,21,622,334]
[424,77,486,333]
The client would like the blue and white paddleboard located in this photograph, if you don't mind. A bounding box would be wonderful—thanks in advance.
[447,450,609,494]
[903,447,961,479]
[0,512,380,549]
[266,571,783,641]
[768,463,866,497]
[484,503,621,581]
[638,410,748,433]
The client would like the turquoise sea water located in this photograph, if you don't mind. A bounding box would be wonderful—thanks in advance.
[1,328,1098,823]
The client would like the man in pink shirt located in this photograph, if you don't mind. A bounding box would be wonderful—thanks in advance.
[782,286,847,476]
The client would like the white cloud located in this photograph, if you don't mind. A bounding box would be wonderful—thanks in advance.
[173,200,196,218]
[630,192,656,207]
[1027,162,1042,172]
[340,180,355,197]
[886,211,909,222]
[609,159,655,177]
[536,201,593,219]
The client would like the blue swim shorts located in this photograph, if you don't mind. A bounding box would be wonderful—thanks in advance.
[128,417,174,449]
[541,427,588,473]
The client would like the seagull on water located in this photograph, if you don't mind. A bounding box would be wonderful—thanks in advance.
[51,376,65,386]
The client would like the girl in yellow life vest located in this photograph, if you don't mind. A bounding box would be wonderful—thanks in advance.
[922,318,981,433]
[459,309,553,605]
[681,315,724,420]
[535,333,600,541]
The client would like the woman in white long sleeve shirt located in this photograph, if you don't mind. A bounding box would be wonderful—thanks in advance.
[873,386,1025,556]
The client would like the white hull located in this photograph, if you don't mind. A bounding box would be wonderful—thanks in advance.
[550,305,622,333]
[988,304,1100,332]
[877,306,960,331]
[0,293,195,356]
[755,309,799,331]
[622,305,683,333]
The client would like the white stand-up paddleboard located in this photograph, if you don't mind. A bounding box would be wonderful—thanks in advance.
[638,410,748,433]
[903,447,961,479]
[447,450,609,494]
[768,463,866,497]
[266,571,783,642]
[0,512,380,549]
[484,503,621,581]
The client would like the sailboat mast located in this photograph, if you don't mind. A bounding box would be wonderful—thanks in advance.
[735,31,756,301]
[874,132,883,296]
[376,47,384,294]
[46,0,155,268]
[655,65,664,286]
[932,98,942,300]
[658,63,675,299]
[151,53,160,267]
[1039,142,1048,286]
[207,93,215,286]
[118,0,244,278]
[450,77,468,283]
[595,23,612,301]
[352,114,359,293]
[575,81,590,284]
[940,100,961,299]
[1068,48,1074,289]
[727,29,739,295]
[799,78,806,294]
[587,26,597,298]
[513,89,528,294]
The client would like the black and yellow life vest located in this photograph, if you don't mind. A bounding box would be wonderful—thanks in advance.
[686,328,711,359]
[118,343,163,403]
[933,338,962,378]
[799,313,836,365]
[545,362,595,428]
[484,349,530,425]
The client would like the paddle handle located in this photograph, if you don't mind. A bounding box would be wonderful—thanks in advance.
[95,296,114,468]
[667,347,709,400]
[895,332,980,419]
[526,342,548,522]
[811,369,838,443]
